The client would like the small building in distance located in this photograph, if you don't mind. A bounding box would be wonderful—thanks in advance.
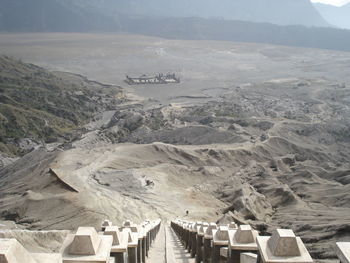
[125,73,180,85]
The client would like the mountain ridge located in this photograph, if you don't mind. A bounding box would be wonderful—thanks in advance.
[0,0,330,31]
[3,0,350,52]
[0,0,117,32]
[108,0,330,27]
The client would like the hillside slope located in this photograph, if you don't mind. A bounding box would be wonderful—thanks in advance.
[0,56,122,157]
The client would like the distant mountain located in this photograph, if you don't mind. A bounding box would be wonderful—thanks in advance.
[314,3,350,29]
[0,0,330,30]
[120,16,350,52]
[106,0,330,27]
[1,0,350,52]
[0,0,116,32]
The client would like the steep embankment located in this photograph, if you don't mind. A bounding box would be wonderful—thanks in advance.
[0,56,123,158]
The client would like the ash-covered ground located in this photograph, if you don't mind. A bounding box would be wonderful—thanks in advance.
[0,33,349,261]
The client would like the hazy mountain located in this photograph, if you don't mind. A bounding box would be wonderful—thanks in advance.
[0,0,116,32]
[314,3,350,29]
[107,0,330,27]
[1,0,350,52]
[119,16,350,51]
[0,0,330,30]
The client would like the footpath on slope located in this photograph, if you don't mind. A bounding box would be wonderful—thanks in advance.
[147,224,195,263]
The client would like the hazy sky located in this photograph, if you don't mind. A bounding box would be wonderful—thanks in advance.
[311,0,350,6]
